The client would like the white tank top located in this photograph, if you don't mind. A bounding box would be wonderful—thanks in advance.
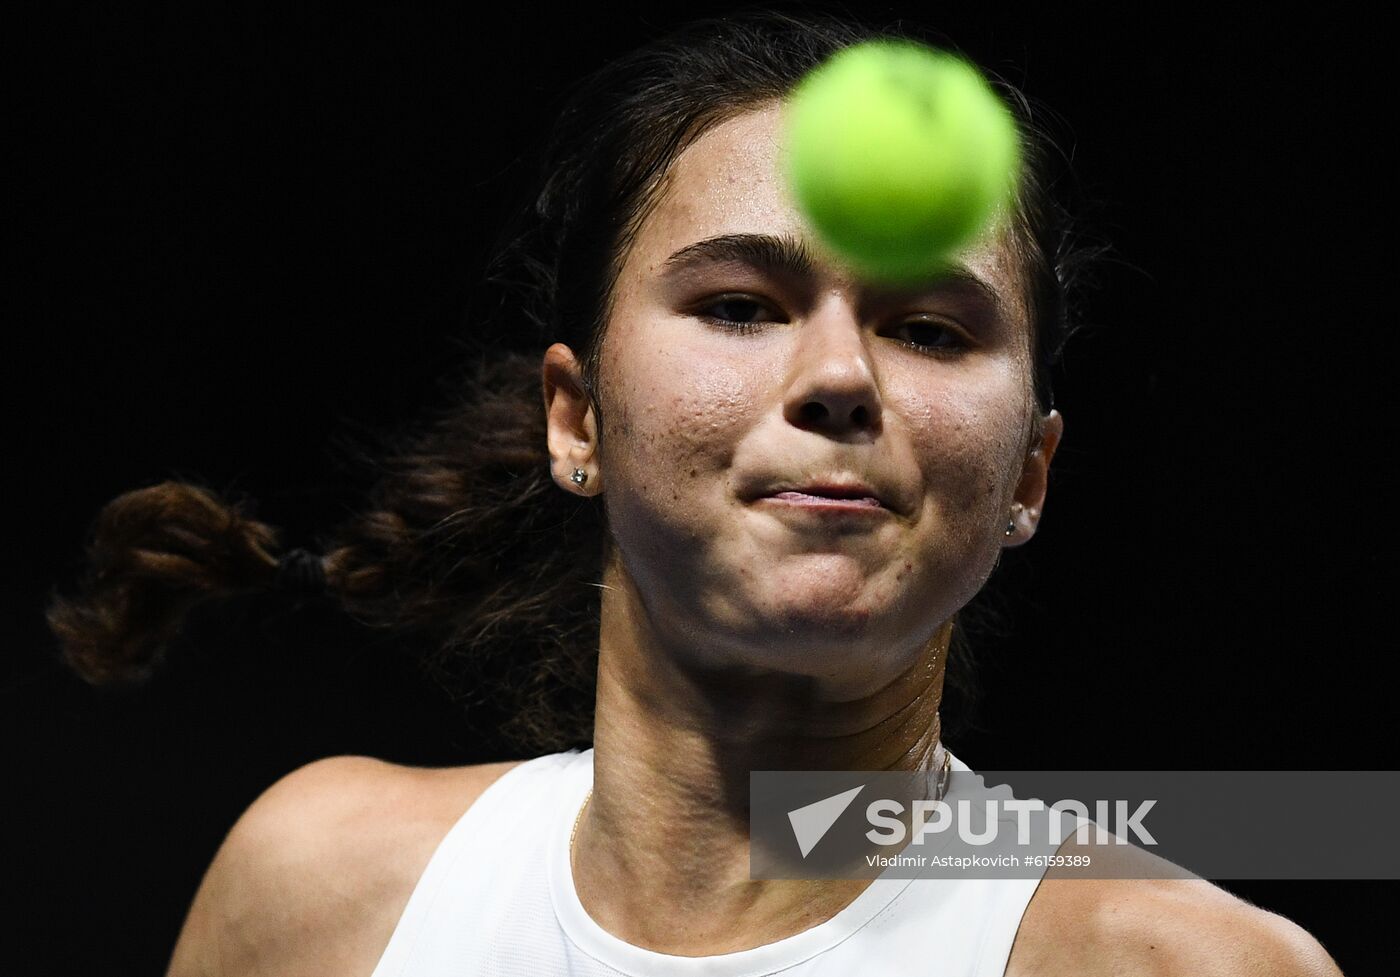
[370,747,1065,977]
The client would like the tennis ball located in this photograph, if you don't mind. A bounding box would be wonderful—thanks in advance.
[781,40,1021,283]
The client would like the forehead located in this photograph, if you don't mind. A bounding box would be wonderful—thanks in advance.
[617,101,1028,329]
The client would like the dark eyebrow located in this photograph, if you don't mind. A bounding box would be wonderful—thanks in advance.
[661,231,1008,321]
[890,264,1009,322]
[662,232,818,279]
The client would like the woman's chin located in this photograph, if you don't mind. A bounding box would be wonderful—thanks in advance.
[730,591,900,650]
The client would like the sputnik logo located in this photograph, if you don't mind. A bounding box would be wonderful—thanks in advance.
[787,785,865,857]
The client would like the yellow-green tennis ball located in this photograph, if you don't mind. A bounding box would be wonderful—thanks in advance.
[782,40,1021,283]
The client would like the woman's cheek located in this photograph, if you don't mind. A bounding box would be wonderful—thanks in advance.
[603,354,753,531]
[907,383,1024,525]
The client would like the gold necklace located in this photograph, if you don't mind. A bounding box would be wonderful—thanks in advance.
[933,744,952,800]
[570,788,593,856]
[568,748,950,857]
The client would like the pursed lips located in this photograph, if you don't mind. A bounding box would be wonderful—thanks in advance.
[757,481,893,513]
[767,490,884,508]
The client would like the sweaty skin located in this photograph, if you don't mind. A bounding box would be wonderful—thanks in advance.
[542,99,1060,954]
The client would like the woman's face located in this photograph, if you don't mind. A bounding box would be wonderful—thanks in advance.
[549,101,1060,693]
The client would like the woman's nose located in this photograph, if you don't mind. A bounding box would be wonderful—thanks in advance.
[781,303,882,438]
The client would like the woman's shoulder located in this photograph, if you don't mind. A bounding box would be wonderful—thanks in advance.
[1006,842,1344,977]
[165,754,526,977]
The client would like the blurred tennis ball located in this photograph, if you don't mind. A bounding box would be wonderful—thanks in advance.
[781,40,1021,283]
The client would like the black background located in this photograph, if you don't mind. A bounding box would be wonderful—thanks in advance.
[6,2,1391,974]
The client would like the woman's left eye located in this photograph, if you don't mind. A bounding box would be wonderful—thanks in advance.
[695,295,776,333]
[891,319,968,354]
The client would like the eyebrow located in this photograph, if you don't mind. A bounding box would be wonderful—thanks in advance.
[660,232,1007,319]
[663,232,819,279]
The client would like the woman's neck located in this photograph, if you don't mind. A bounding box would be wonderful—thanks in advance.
[571,571,951,956]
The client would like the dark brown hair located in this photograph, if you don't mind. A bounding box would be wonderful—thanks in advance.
[47,9,1107,754]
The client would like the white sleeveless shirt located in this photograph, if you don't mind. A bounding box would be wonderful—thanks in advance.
[369,747,1065,977]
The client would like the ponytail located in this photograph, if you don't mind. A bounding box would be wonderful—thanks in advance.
[46,480,314,686]
[47,349,608,754]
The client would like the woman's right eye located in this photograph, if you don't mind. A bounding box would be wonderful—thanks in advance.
[695,295,778,333]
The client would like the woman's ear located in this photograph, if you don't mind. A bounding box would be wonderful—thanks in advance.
[541,343,602,495]
[1004,409,1063,545]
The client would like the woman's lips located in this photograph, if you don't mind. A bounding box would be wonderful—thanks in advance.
[763,491,887,511]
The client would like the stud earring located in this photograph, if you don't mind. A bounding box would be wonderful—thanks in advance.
[570,467,588,486]
[1005,501,1024,537]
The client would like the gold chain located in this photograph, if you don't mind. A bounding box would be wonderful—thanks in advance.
[570,787,593,856]
[934,744,952,800]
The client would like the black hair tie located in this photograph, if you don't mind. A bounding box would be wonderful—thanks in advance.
[275,547,326,595]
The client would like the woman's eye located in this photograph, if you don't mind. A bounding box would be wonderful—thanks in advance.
[893,319,968,354]
[696,295,776,333]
